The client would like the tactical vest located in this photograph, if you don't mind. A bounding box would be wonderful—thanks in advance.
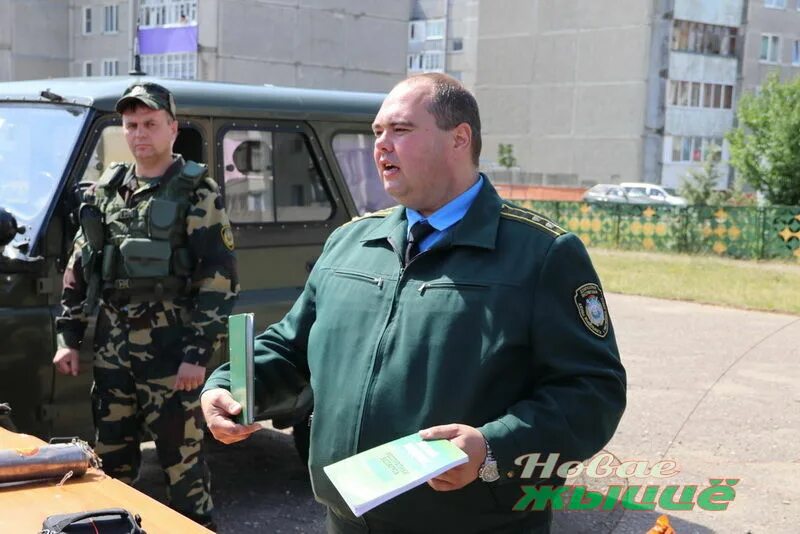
[80,160,212,304]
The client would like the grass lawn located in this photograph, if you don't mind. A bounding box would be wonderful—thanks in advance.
[588,248,800,316]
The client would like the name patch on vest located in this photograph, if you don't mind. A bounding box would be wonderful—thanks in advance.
[221,225,235,251]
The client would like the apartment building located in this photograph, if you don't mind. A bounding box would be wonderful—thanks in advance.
[3,0,410,92]
[740,0,800,93]
[660,0,744,188]
[407,0,478,87]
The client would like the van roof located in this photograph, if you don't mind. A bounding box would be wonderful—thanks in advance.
[0,76,386,121]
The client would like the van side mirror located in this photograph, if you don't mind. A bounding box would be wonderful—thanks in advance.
[0,208,24,248]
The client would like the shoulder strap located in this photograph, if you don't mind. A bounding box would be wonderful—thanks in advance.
[499,203,566,238]
[96,162,129,190]
[167,160,209,198]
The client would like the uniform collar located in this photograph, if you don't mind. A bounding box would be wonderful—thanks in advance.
[360,174,502,251]
[127,155,184,193]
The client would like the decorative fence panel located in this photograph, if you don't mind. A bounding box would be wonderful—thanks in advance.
[512,201,800,262]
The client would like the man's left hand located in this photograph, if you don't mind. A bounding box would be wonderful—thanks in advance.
[175,362,206,391]
[419,424,487,491]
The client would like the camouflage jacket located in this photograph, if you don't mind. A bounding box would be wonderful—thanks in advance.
[55,156,239,366]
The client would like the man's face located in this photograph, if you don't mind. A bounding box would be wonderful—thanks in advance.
[121,105,177,166]
[372,81,454,214]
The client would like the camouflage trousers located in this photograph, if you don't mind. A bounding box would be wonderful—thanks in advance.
[91,300,213,521]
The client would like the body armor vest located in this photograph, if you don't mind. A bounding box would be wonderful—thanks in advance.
[80,159,211,304]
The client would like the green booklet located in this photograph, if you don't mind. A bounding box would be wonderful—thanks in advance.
[228,312,254,425]
[323,432,469,517]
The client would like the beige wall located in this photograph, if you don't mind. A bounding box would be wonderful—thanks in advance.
[0,0,69,81]
[71,0,131,77]
[475,0,653,185]
[203,0,410,92]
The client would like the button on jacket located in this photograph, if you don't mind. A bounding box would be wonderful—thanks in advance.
[205,179,626,533]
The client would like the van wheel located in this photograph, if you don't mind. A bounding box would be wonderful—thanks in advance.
[293,417,310,466]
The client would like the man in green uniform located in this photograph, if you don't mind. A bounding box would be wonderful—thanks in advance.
[202,73,626,533]
[53,82,239,529]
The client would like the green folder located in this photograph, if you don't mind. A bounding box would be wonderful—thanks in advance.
[323,432,469,517]
[228,312,254,425]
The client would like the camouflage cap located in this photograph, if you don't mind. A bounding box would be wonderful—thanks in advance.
[115,82,177,118]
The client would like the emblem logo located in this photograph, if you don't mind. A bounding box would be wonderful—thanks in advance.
[574,283,609,337]
[221,225,235,251]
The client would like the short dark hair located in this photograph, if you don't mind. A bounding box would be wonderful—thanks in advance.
[407,73,482,166]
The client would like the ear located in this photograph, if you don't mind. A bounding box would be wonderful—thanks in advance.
[452,122,472,156]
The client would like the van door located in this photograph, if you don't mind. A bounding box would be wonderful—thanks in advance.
[214,119,351,348]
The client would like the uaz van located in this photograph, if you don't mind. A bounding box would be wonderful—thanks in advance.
[0,77,392,458]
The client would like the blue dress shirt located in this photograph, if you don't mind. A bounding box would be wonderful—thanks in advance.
[406,175,484,253]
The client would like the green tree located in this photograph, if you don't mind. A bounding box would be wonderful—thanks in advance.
[679,144,724,206]
[727,73,800,205]
[497,143,517,169]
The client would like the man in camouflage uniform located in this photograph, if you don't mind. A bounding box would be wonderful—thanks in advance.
[53,82,238,529]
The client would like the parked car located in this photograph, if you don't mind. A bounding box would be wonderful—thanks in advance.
[582,184,630,204]
[620,182,688,206]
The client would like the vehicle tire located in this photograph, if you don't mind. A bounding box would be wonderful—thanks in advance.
[293,415,311,466]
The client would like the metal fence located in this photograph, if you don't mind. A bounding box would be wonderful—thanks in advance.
[511,201,800,262]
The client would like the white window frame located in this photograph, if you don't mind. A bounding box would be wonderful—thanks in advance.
[83,6,92,35]
[760,34,780,63]
[102,58,119,77]
[103,4,119,34]
[426,19,445,40]
[764,0,786,8]
[139,0,198,28]
[422,50,445,72]
[140,52,197,79]
[83,61,93,77]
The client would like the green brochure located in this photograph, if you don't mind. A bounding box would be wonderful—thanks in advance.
[228,312,254,425]
[323,432,469,517]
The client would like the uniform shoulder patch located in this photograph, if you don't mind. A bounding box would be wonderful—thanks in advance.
[499,203,565,238]
[344,206,399,226]
[221,225,235,251]
[574,283,609,338]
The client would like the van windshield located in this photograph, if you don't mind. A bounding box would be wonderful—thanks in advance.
[0,103,88,259]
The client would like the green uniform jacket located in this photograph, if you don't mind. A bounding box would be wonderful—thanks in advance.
[205,180,626,532]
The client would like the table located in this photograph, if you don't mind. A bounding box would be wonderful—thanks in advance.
[0,428,211,533]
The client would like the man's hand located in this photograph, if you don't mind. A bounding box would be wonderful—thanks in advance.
[53,348,80,376]
[420,424,487,491]
[174,362,206,391]
[201,388,262,444]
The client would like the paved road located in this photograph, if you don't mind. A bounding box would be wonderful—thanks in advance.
[135,294,800,533]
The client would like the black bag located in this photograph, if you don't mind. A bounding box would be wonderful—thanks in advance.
[40,508,145,534]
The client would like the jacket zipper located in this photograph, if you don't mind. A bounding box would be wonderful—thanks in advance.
[418,281,489,295]
[332,269,384,289]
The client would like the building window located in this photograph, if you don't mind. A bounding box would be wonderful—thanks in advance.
[140,52,197,79]
[222,129,332,224]
[668,136,724,163]
[102,59,119,76]
[667,80,734,110]
[765,0,786,7]
[671,20,737,57]
[793,40,800,65]
[426,19,445,40]
[760,34,780,63]
[83,61,93,77]
[83,7,92,34]
[409,20,425,42]
[139,0,197,27]
[104,5,119,33]
[422,51,444,71]
[451,37,463,52]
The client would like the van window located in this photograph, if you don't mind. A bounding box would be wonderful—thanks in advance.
[223,129,332,223]
[79,124,204,184]
[332,133,394,215]
[79,125,132,183]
